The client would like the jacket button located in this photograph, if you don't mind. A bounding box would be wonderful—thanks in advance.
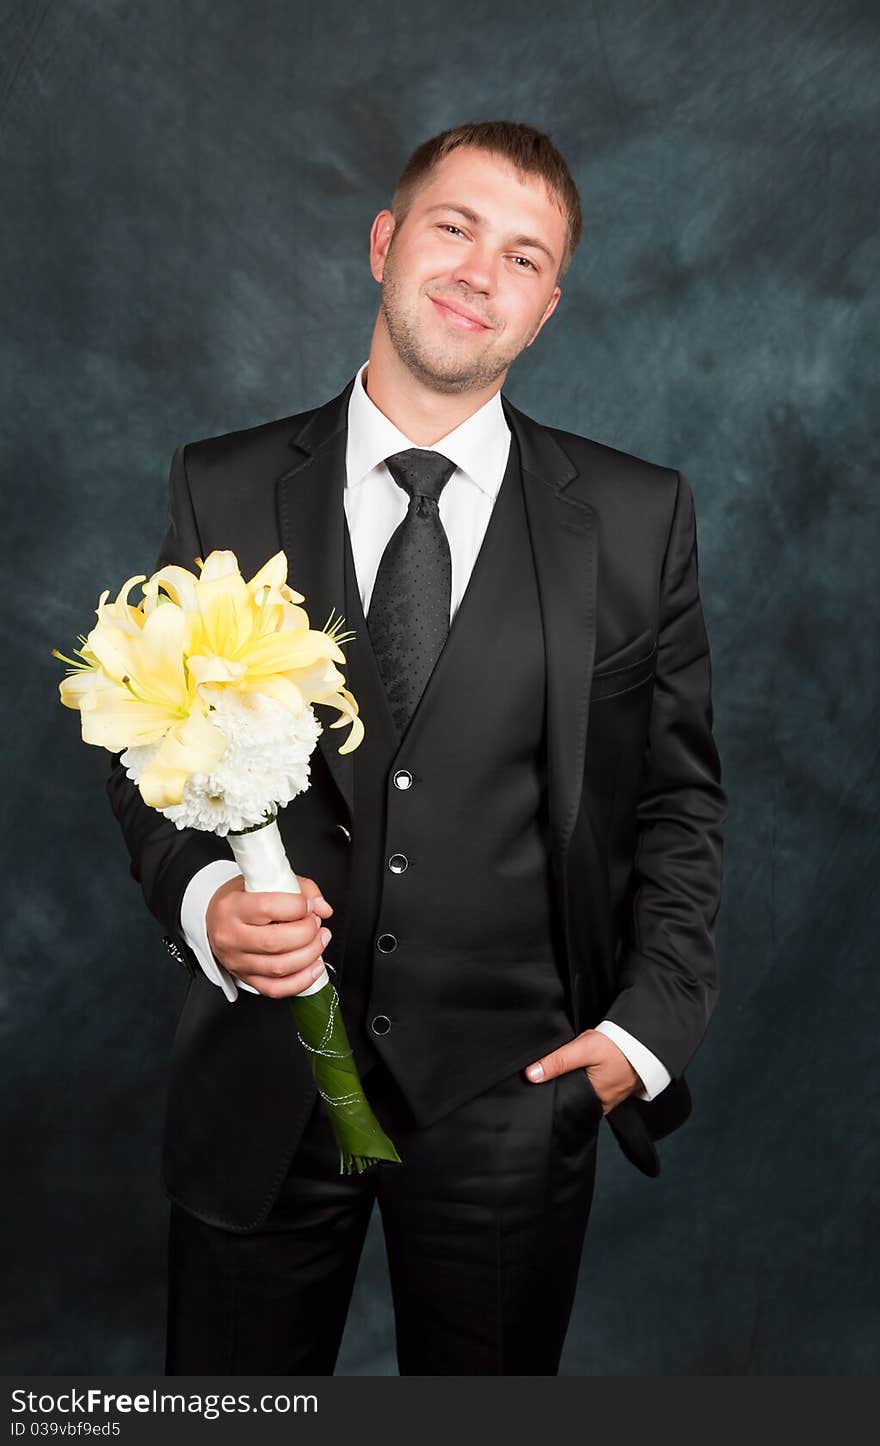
[388,853,408,873]
[336,823,352,842]
[370,1014,392,1035]
[377,933,397,953]
[393,769,413,789]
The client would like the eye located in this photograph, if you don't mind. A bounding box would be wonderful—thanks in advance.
[437,225,537,271]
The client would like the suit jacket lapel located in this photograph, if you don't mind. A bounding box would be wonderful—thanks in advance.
[276,378,356,819]
[501,395,599,865]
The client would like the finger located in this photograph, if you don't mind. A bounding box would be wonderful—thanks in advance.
[237,924,330,979]
[239,919,332,958]
[295,876,333,914]
[238,882,333,923]
[213,912,319,962]
[525,1042,589,1084]
[236,958,329,999]
[237,890,316,926]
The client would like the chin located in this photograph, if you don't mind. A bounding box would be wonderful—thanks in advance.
[415,355,486,393]
[396,339,468,386]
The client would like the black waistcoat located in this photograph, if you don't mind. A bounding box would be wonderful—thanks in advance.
[336,433,575,1126]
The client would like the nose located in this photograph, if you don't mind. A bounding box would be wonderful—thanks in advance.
[449,242,496,298]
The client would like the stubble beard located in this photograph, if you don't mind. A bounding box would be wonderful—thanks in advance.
[379,244,538,396]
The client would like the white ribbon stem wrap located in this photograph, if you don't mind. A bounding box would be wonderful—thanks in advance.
[227,816,329,998]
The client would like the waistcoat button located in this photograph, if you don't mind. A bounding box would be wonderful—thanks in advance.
[393,769,413,789]
[377,933,397,953]
[388,853,408,873]
[370,1014,392,1035]
[335,823,352,842]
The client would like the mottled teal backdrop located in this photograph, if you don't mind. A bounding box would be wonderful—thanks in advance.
[3,0,877,1374]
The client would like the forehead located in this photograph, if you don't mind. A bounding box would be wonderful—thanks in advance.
[414,147,566,240]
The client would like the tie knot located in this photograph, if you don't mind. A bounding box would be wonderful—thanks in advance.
[384,448,456,504]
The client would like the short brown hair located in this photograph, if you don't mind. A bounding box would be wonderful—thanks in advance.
[390,120,582,282]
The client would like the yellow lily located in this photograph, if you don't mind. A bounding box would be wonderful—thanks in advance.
[53,547,364,808]
[151,550,364,750]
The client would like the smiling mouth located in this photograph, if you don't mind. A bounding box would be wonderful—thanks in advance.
[429,296,490,331]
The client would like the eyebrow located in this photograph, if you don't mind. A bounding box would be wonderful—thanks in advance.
[423,202,557,265]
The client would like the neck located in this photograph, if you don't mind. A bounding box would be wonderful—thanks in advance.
[363,316,504,445]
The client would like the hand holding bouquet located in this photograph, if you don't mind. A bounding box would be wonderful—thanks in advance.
[53,547,401,1173]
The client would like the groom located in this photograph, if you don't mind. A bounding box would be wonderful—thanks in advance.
[107,120,727,1375]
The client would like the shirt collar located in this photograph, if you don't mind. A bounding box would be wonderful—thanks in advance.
[345,359,510,499]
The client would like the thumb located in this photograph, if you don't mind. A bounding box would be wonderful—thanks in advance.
[525,1045,571,1084]
[525,1033,596,1084]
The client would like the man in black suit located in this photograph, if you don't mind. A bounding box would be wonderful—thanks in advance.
[107,120,726,1375]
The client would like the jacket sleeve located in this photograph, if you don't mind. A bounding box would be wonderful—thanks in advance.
[105,444,235,977]
[602,470,728,1078]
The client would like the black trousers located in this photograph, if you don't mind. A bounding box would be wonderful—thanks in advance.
[165,1056,602,1375]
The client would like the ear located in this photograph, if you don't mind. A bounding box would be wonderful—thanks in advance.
[370,211,397,283]
[525,285,562,348]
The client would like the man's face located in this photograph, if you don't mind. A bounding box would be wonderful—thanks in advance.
[371,147,567,395]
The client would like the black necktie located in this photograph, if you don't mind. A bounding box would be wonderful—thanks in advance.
[367,448,456,735]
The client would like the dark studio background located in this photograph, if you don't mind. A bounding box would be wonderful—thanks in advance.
[2,0,877,1375]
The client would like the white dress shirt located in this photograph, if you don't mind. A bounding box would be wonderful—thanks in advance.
[179,361,672,1101]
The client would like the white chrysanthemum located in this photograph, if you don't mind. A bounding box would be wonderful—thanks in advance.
[120,690,323,835]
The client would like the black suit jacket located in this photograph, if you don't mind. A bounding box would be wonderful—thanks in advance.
[107,375,727,1183]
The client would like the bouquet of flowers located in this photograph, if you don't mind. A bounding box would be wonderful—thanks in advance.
[52,546,401,1173]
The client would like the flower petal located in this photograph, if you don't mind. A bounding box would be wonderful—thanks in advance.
[237,674,306,712]
[138,709,228,808]
[142,563,200,612]
[243,629,344,675]
[188,653,248,687]
[57,668,101,711]
[316,685,364,754]
[198,550,241,582]
[198,569,250,656]
[246,551,307,606]
[80,691,185,750]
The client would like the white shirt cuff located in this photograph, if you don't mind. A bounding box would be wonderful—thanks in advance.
[179,859,260,1002]
[594,1019,672,1101]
